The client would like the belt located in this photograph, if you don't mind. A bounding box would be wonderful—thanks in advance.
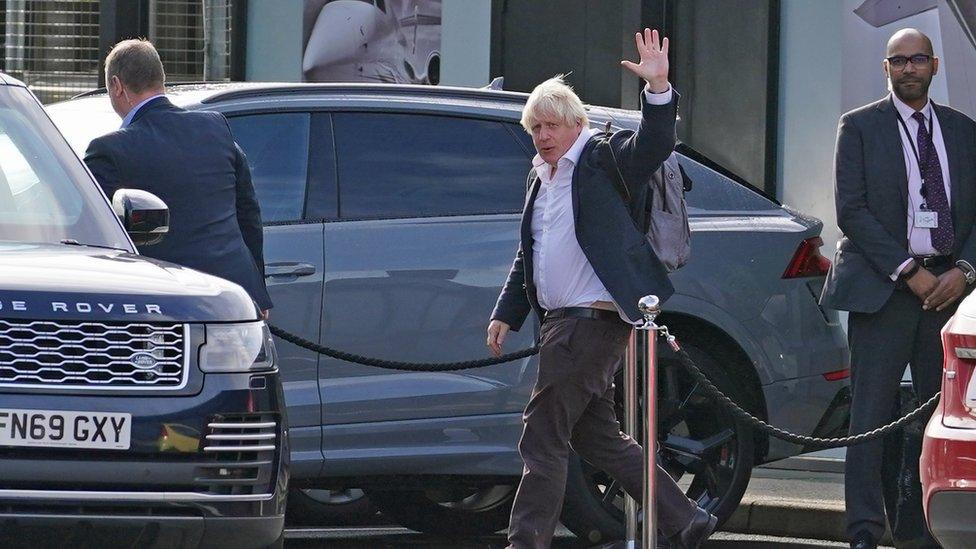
[913,255,953,268]
[543,307,620,323]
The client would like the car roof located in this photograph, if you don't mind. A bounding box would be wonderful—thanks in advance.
[67,81,529,107]
[47,80,776,205]
[59,81,643,126]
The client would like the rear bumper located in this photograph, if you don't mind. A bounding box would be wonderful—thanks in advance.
[761,374,851,462]
[921,411,976,548]
[924,490,976,549]
[742,276,851,462]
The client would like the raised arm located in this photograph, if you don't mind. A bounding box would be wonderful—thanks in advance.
[613,28,679,188]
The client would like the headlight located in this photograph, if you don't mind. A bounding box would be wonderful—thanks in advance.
[199,322,277,373]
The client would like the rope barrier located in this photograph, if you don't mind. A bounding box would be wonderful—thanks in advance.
[268,323,940,448]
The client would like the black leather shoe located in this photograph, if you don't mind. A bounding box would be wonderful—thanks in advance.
[668,508,718,549]
[850,531,877,549]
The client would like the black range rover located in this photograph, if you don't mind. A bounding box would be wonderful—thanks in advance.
[0,76,288,547]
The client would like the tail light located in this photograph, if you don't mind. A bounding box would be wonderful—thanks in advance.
[940,322,976,427]
[823,368,851,381]
[782,236,832,279]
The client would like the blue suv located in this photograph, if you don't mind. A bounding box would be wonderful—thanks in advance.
[0,75,287,549]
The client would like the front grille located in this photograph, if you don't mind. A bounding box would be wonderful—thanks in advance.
[0,320,187,390]
[197,414,277,495]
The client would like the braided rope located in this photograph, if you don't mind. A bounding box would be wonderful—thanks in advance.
[268,324,539,371]
[673,346,939,448]
[267,324,940,448]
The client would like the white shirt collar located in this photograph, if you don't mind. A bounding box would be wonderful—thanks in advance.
[891,92,932,123]
[532,127,597,172]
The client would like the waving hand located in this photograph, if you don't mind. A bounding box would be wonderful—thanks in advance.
[621,28,670,93]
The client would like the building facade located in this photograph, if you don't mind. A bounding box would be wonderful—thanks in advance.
[3,0,975,263]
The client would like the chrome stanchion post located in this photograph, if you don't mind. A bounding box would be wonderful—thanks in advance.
[638,295,661,549]
[623,329,639,546]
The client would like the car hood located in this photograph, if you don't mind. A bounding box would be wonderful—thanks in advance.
[0,243,258,322]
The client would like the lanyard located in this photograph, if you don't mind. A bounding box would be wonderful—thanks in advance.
[895,108,934,179]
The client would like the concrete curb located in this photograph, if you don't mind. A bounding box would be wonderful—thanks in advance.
[723,489,894,546]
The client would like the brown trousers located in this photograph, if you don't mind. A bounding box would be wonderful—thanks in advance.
[507,315,698,549]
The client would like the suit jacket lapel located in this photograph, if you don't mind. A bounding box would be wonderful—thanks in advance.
[521,176,541,243]
[865,95,910,248]
[520,176,542,282]
[573,140,599,223]
[877,95,909,212]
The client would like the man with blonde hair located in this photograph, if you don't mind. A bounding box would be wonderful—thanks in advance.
[488,29,715,549]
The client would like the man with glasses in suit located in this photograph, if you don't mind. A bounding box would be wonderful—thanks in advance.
[821,28,976,549]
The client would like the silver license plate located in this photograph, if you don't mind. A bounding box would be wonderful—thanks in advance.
[0,408,131,450]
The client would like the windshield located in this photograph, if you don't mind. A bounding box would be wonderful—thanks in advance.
[0,86,131,250]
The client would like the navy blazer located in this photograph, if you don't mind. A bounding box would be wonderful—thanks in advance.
[491,92,680,330]
[85,97,273,311]
[820,96,976,313]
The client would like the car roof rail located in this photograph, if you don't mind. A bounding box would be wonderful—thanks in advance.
[199,82,529,105]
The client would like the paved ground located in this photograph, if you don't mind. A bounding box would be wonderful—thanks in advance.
[283,529,872,548]
[285,455,902,548]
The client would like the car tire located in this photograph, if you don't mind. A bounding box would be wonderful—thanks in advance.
[560,341,755,544]
[286,487,376,526]
[365,483,516,536]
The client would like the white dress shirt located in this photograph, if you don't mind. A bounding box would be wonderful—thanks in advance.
[890,93,952,279]
[530,86,673,318]
[531,126,611,311]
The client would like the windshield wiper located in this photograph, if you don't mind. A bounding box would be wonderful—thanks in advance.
[59,239,127,252]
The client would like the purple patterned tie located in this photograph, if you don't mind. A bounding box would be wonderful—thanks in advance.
[912,111,954,255]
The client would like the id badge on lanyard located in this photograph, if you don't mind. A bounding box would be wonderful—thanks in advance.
[898,109,939,229]
[916,206,938,229]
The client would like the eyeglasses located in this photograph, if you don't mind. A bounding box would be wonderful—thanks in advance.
[886,54,932,69]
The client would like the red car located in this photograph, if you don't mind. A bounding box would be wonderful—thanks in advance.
[920,298,976,549]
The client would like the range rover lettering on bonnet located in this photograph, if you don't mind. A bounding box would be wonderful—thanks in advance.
[0,300,162,315]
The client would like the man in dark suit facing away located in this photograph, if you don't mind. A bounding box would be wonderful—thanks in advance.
[820,28,976,549]
[488,29,715,549]
[85,39,272,317]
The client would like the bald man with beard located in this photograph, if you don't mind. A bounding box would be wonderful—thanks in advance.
[820,28,976,549]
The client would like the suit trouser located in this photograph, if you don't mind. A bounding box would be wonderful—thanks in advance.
[845,286,954,541]
[506,315,698,549]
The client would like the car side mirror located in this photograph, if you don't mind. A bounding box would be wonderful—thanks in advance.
[112,189,169,247]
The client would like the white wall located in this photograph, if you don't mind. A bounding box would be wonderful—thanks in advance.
[246,0,303,82]
[777,0,844,254]
[440,0,492,87]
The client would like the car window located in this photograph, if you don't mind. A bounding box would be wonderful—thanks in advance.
[333,113,530,219]
[228,113,310,223]
[677,154,779,212]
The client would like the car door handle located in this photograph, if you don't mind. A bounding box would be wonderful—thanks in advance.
[265,262,316,278]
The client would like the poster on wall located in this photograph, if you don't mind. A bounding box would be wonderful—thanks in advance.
[302,0,442,84]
